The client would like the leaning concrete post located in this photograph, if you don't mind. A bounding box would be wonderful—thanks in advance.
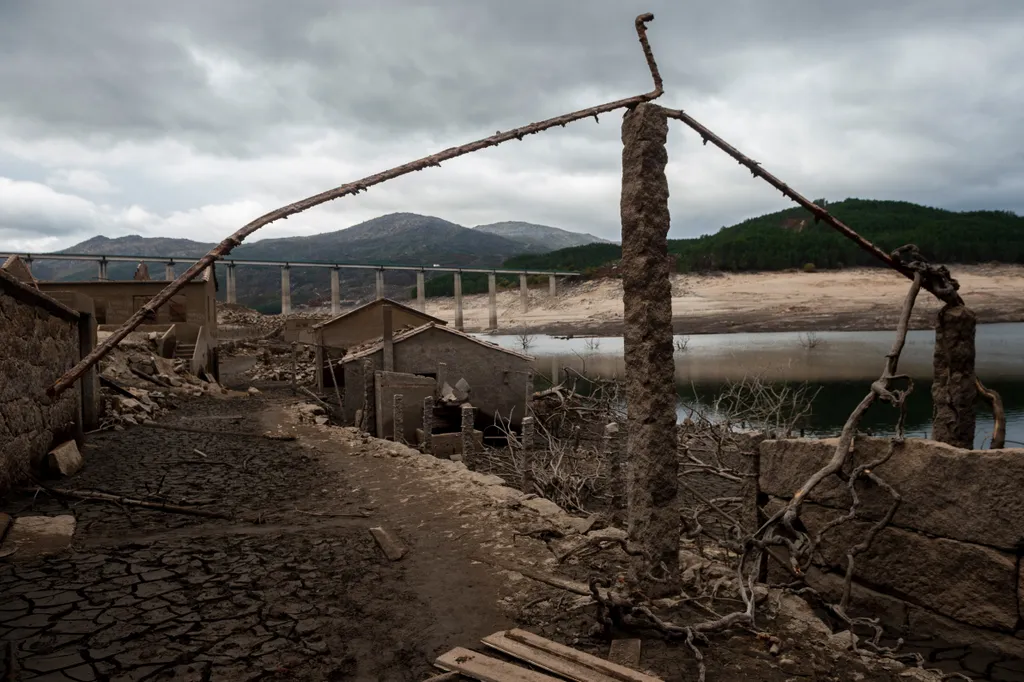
[520,274,529,313]
[620,102,679,596]
[453,271,464,331]
[932,304,977,447]
[393,393,404,443]
[226,264,237,304]
[416,270,426,311]
[521,415,535,493]
[459,403,475,462]
[330,268,340,315]
[281,266,292,315]
[421,396,434,454]
[487,272,498,330]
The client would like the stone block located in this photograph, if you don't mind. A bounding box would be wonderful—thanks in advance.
[4,515,76,559]
[46,440,83,477]
[429,430,482,460]
[522,497,564,518]
[795,501,1018,631]
[759,437,1024,550]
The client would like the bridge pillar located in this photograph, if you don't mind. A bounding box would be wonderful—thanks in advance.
[520,274,529,313]
[226,264,237,304]
[165,262,175,280]
[416,271,426,311]
[375,269,384,300]
[281,265,292,316]
[549,274,557,298]
[487,273,498,330]
[97,259,108,281]
[453,271,464,331]
[330,268,340,315]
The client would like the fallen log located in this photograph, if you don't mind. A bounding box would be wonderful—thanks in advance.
[43,486,233,520]
[139,422,296,441]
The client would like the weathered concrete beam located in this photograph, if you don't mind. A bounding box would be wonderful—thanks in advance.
[226,264,237,304]
[375,269,385,300]
[520,274,529,313]
[165,262,175,280]
[280,266,291,316]
[330,268,340,315]
[487,273,498,330]
[416,270,426,311]
[620,102,679,596]
[932,304,977,448]
[453,272,464,331]
[548,274,557,298]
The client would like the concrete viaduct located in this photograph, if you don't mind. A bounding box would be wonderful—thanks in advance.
[2,252,579,330]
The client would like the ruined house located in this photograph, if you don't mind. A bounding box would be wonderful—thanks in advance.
[340,322,534,440]
[37,265,220,379]
[0,269,91,494]
[313,298,446,390]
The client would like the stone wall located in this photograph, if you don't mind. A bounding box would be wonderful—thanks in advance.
[759,437,1024,660]
[0,270,82,494]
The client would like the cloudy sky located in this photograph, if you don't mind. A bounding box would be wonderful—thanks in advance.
[1,1,1022,253]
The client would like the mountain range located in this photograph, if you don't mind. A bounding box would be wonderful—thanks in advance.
[25,213,608,311]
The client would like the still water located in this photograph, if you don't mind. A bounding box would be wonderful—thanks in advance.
[484,323,1024,449]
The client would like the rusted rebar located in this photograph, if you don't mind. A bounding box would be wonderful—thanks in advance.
[48,14,665,398]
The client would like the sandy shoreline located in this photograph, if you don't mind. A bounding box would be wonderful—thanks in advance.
[421,265,1024,336]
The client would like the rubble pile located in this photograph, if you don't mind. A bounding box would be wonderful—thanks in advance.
[242,343,317,384]
[97,332,236,428]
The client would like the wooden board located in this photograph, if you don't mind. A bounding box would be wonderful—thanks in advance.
[434,647,560,682]
[482,630,663,682]
[607,639,642,669]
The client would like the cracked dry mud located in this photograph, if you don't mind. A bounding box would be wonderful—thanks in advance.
[0,392,470,681]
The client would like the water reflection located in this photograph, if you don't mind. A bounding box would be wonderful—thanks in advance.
[483,323,1024,449]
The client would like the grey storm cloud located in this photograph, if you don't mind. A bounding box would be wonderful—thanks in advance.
[0,0,1023,248]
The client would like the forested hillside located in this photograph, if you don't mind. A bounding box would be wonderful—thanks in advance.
[499,199,1024,279]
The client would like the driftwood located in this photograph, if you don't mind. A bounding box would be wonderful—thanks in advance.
[44,486,232,520]
[140,422,296,441]
[47,13,665,399]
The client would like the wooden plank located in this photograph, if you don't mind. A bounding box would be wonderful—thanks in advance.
[434,647,560,682]
[369,526,407,561]
[482,630,662,682]
[422,672,463,681]
[607,639,642,670]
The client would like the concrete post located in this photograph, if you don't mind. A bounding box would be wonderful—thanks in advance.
[421,396,434,454]
[525,371,534,416]
[375,269,384,300]
[487,272,498,330]
[382,304,394,372]
[520,274,529,313]
[393,393,404,444]
[932,304,977,447]
[453,271,464,331]
[416,271,426,311]
[361,359,375,434]
[98,259,108,281]
[459,403,475,463]
[549,274,557,297]
[620,102,679,595]
[165,262,175,280]
[281,266,292,316]
[226,264,237,304]
[330,268,341,315]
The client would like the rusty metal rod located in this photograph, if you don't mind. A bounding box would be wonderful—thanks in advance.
[49,14,664,398]
[660,107,960,303]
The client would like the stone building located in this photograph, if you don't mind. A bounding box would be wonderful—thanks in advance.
[0,269,86,494]
[340,321,534,438]
[313,298,445,390]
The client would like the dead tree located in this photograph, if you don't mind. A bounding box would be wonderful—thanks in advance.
[620,102,679,597]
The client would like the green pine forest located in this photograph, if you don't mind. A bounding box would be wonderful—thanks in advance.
[420,199,1024,297]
